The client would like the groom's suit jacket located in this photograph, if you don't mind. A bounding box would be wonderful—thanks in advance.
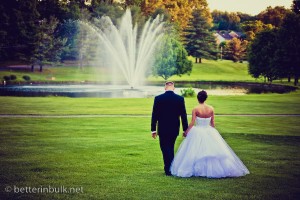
[151,91,188,137]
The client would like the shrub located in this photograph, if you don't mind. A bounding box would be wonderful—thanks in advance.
[3,76,11,81]
[10,75,17,80]
[22,75,31,81]
[180,87,195,97]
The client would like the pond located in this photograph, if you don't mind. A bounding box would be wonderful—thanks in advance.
[0,82,296,98]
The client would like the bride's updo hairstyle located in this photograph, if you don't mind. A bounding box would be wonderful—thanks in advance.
[197,90,207,103]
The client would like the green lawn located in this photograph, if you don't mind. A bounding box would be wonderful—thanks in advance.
[0,58,300,199]
[0,59,259,83]
[0,92,300,199]
[148,59,256,82]
[0,66,113,82]
[0,116,299,199]
[0,91,299,115]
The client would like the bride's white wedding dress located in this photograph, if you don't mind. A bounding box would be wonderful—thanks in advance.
[171,117,250,178]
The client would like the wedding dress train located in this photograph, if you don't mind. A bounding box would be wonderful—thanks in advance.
[171,117,250,178]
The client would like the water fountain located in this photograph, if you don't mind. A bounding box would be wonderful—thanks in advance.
[81,9,165,88]
[0,9,168,97]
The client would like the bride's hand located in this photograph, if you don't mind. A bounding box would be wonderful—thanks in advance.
[152,132,157,139]
[183,131,188,137]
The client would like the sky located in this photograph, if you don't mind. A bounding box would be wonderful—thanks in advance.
[206,0,293,15]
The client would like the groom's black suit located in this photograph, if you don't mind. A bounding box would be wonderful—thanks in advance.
[151,90,188,175]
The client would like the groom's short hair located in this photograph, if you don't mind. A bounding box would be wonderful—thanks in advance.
[165,81,174,86]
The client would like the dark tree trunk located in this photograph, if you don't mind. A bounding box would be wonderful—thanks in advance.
[288,76,291,82]
[31,65,34,72]
[39,64,43,72]
[294,75,299,86]
[195,57,197,63]
[199,58,202,63]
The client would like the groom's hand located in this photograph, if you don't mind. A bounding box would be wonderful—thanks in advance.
[152,132,157,139]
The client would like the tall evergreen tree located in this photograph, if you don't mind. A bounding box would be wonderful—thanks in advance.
[0,0,40,62]
[184,9,217,63]
[58,19,80,61]
[31,17,66,72]
[13,0,40,62]
[292,0,300,14]
[37,0,67,22]
[0,1,10,60]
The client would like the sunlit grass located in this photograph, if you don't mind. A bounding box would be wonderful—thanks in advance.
[148,59,256,82]
[1,59,297,86]
[0,117,299,199]
[0,59,257,83]
[0,91,299,115]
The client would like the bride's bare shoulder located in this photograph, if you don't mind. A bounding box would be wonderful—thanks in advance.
[206,104,214,111]
[192,107,198,113]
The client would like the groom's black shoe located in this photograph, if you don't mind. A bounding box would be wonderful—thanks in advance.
[165,171,172,176]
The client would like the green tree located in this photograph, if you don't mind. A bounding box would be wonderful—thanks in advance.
[125,0,143,7]
[90,1,124,24]
[277,12,300,85]
[152,35,192,80]
[64,1,81,20]
[0,0,11,60]
[248,29,279,82]
[150,7,171,22]
[236,12,255,23]
[184,9,217,63]
[12,0,40,62]
[37,0,67,22]
[31,17,66,72]
[292,0,300,14]
[241,20,273,41]
[58,19,79,61]
[76,20,98,70]
[211,10,252,31]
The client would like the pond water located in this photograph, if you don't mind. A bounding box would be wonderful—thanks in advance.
[0,82,296,98]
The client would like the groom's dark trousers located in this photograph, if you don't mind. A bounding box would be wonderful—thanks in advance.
[151,91,188,175]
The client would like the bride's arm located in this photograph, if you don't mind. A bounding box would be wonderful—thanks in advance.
[184,109,196,136]
[210,108,215,127]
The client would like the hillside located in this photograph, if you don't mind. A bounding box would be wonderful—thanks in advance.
[0,59,260,83]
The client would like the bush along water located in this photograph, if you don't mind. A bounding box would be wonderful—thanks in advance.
[22,75,31,81]
[180,87,195,97]
[3,75,17,82]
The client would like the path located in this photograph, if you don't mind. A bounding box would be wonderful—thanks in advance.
[0,114,299,118]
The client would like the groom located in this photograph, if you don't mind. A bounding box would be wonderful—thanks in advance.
[151,81,188,176]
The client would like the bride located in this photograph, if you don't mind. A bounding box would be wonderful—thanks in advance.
[170,90,250,178]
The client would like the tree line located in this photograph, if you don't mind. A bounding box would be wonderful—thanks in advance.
[210,2,300,85]
[0,0,299,84]
[248,1,300,85]
[0,0,215,80]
